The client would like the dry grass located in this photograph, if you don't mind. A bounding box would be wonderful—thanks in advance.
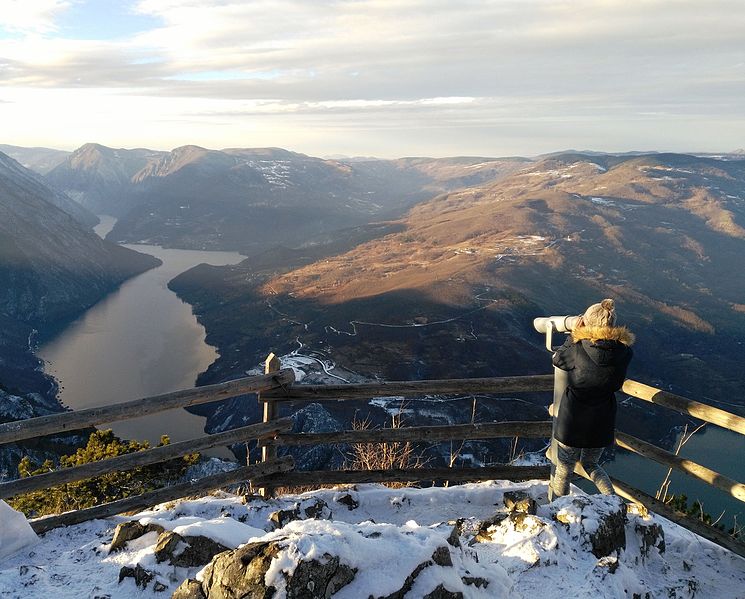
[344,409,430,488]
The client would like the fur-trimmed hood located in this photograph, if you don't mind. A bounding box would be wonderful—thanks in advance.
[571,325,635,346]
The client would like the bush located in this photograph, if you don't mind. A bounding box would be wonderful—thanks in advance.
[9,429,199,518]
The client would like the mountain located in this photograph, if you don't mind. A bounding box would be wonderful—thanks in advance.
[45,143,166,215]
[44,142,527,252]
[108,147,526,253]
[0,144,69,175]
[0,157,160,393]
[0,152,98,228]
[170,152,745,448]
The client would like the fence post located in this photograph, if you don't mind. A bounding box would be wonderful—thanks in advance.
[259,352,281,498]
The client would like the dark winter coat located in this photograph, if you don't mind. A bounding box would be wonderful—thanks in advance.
[552,325,634,448]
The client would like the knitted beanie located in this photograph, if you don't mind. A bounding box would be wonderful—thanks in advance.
[582,298,616,327]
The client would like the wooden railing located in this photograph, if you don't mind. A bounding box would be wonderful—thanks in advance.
[1,353,744,558]
[253,354,745,558]
[0,369,296,534]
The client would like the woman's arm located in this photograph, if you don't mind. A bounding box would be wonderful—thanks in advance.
[551,335,576,371]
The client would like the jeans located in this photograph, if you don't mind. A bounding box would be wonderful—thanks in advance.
[551,441,614,497]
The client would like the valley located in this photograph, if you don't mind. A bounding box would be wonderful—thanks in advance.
[2,143,744,527]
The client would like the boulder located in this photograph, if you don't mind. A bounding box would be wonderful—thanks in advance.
[553,495,627,558]
[109,520,165,553]
[171,579,206,599]
[118,564,155,589]
[634,521,665,558]
[153,530,229,568]
[172,540,356,599]
[503,490,537,515]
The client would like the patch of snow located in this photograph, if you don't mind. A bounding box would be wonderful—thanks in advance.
[0,501,39,562]
[1,482,744,598]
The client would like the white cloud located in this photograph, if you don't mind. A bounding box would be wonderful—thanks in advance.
[1,0,744,155]
[0,0,72,34]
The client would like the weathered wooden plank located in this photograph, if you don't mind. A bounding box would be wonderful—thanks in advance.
[253,465,550,487]
[259,354,281,499]
[268,421,552,447]
[0,370,295,445]
[268,375,556,400]
[575,469,745,560]
[261,375,555,401]
[0,418,294,500]
[622,379,745,436]
[616,432,745,503]
[29,456,295,535]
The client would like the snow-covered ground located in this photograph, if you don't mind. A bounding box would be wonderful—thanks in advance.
[1,481,743,598]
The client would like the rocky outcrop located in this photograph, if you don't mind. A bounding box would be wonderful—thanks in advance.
[552,495,627,558]
[172,540,357,599]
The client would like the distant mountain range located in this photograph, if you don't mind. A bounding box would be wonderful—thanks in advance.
[0,144,69,175]
[42,143,527,253]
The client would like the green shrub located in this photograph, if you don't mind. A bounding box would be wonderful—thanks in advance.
[9,429,199,518]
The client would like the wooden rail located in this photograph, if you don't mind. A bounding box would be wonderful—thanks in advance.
[268,421,552,447]
[261,374,554,401]
[0,418,293,500]
[4,349,743,560]
[29,456,294,534]
[622,380,745,435]
[616,431,745,503]
[253,465,550,487]
[0,369,295,444]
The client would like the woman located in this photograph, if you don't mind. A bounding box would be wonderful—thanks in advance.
[551,298,634,497]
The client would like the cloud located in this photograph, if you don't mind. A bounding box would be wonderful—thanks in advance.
[0,0,72,34]
[1,0,744,154]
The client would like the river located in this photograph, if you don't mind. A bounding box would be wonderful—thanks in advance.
[38,216,245,451]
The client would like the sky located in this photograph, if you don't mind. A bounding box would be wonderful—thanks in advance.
[0,0,744,158]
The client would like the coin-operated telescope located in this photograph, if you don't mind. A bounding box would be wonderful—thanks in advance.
[533,314,581,500]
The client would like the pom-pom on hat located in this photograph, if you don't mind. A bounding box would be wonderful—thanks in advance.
[582,298,617,327]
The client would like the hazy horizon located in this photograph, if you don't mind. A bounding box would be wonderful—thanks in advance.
[2,1,744,157]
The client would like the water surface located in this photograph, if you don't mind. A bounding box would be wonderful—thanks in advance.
[39,216,244,449]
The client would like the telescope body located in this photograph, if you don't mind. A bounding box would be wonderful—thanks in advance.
[533,315,581,334]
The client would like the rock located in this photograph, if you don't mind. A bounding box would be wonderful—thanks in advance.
[171,579,206,599]
[118,564,155,589]
[181,540,356,599]
[553,495,627,558]
[303,498,332,520]
[153,581,168,593]
[462,576,489,588]
[153,530,229,568]
[507,512,545,535]
[198,541,281,599]
[431,546,452,567]
[595,555,619,574]
[446,525,461,548]
[472,512,508,543]
[503,490,537,515]
[269,504,300,529]
[109,520,165,553]
[635,521,665,557]
[286,554,356,598]
[269,498,333,529]
[422,584,463,599]
[335,493,359,510]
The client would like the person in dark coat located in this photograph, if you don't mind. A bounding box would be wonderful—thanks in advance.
[550,298,634,496]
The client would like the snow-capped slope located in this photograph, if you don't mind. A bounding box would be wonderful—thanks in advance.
[1,481,742,598]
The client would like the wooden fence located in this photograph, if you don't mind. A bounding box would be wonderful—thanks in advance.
[1,353,744,559]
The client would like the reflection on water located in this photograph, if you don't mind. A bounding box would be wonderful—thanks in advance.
[39,216,244,452]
